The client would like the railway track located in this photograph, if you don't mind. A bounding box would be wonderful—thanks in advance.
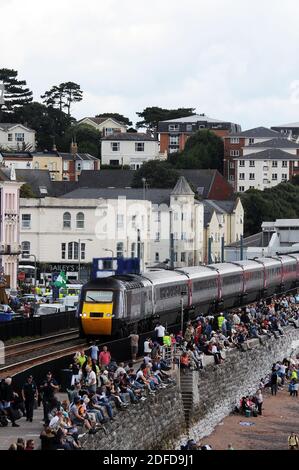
[0,330,88,376]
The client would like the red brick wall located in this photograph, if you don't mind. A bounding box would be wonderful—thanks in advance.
[159,134,169,153]
[207,171,235,200]
[68,160,76,181]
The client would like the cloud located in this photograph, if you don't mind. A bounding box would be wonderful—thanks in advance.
[1,0,299,129]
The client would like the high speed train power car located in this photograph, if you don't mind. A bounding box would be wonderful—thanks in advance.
[77,254,299,338]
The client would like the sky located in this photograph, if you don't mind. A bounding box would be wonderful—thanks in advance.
[1,0,299,129]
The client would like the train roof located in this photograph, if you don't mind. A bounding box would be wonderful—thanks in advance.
[208,263,243,275]
[176,266,218,279]
[142,270,187,285]
[252,257,281,268]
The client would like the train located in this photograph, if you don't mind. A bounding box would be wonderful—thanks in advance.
[77,254,299,338]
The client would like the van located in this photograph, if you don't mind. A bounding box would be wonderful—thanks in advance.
[33,303,66,317]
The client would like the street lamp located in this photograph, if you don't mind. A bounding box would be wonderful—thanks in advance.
[104,249,114,257]
[22,253,37,287]
[180,290,187,336]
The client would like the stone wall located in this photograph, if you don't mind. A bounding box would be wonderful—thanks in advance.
[82,381,186,450]
[178,325,299,444]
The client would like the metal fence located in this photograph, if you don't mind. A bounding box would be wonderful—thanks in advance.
[0,310,77,341]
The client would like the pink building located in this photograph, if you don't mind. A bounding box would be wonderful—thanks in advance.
[0,167,23,289]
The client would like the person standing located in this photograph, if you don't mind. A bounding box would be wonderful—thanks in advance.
[270,370,278,396]
[0,377,20,427]
[99,346,111,369]
[21,375,38,422]
[288,432,299,450]
[40,372,59,425]
[89,342,99,363]
[129,331,139,362]
[155,323,165,346]
[255,389,263,415]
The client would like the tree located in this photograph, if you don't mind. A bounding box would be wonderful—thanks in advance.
[20,183,37,198]
[15,102,74,151]
[240,183,299,237]
[41,82,83,116]
[170,130,224,172]
[0,68,33,121]
[61,124,102,158]
[132,160,179,188]
[136,107,196,131]
[95,113,132,126]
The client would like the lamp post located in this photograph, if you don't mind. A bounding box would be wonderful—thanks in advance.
[104,248,114,257]
[76,238,92,282]
[180,290,187,336]
[22,253,37,287]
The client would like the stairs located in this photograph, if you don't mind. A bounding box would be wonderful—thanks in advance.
[179,370,195,427]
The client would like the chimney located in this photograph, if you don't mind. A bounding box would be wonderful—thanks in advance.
[70,139,78,157]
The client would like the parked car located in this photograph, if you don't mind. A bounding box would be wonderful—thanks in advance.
[33,303,66,317]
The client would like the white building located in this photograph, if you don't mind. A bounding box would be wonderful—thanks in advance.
[19,176,243,283]
[225,219,299,261]
[101,133,164,169]
[78,117,127,136]
[0,123,36,151]
[235,139,299,192]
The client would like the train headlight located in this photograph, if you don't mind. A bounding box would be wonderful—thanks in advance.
[82,313,87,318]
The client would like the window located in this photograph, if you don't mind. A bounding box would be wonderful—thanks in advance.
[81,243,86,260]
[230,150,239,157]
[15,133,24,142]
[282,173,288,180]
[239,160,245,167]
[8,133,13,142]
[249,173,255,180]
[85,290,113,302]
[249,161,255,167]
[68,242,78,260]
[61,243,66,260]
[155,252,159,262]
[135,142,145,152]
[169,135,179,146]
[34,162,39,169]
[117,214,124,228]
[186,124,192,132]
[181,252,186,262]
[239,173,245,180]
[117,242,124,258]
[239,186,245,192]
[282,161,288,167]
[76,212,84,229]
[249,186,254,189]
[249,138,254,145]
[168,124,179,131]
[109,159,119,166]
[229,175,234,181]
[63,212,71,229]
[230,138,239,144]
[155,232,160,242]
[272,174,278,180]
[21,241,30,256]
[229,162,234,169]
[111,142,120,151]
[272,161,278,167]
[181,232,186,240]
[63,161,68,171]
[22,214,31,229]
[131,243,136,258]
[105,128,114,136]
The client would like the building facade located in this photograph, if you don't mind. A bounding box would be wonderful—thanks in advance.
[101,133,164,169]
[271,122,299,140]
[0,124,36,151]
[0,168,23,289]
[158,114,241,155]
[78,117,127,136]
[19,177,243,283]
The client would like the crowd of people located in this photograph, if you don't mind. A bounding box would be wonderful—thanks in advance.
[1,336,175,450]
[176,294,299,370]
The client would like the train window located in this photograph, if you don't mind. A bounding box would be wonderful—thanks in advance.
[85,290,113,302]
[193,279,217,291]
[222,275,242,286]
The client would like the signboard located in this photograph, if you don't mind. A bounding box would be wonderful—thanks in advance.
[17,272,26,281]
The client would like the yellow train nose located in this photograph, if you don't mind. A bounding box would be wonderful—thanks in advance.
[81,302,113,335]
